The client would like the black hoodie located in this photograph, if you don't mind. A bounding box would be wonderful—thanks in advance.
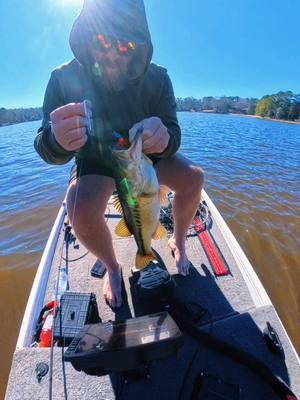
[34,0,181,166]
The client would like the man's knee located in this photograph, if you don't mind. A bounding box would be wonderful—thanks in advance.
[68,199,106,236]
[185,165,204,192]
[66,186,107,235]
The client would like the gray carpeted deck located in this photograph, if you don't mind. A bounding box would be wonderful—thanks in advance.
[5,197,300,399]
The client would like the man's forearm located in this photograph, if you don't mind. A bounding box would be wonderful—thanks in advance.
[34,124,75,165]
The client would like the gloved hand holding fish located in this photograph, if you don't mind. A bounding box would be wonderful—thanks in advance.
[112,127,174,296]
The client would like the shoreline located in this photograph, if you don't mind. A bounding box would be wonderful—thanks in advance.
[0,119,41,128]
[178,110,300,125]
[229,113,300,125]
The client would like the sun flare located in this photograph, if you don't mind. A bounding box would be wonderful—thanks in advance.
[59,0,84,7]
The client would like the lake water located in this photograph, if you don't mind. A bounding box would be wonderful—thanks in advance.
[0,113,299,397]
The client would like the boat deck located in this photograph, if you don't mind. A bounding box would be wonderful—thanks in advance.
[5,192,300,399]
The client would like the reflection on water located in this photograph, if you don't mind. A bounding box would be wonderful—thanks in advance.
[0,115,299,397]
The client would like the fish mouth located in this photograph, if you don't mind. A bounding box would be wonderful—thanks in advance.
[112,127,143,153]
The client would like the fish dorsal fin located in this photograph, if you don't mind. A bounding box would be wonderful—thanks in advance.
[115,218,131,237]
[152,223,167,240]
[159,185,170,207]
[113,195,123,214]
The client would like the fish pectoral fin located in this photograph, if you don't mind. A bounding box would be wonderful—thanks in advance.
[135,253,156,270]
[152,223,167,240]
[115,218,131,237]
[113,194,123,214]
[159,185,170,207]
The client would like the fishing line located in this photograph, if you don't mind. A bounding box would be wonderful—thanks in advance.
[70,161,84,232]
[50,96,113,398]
[49,231,66,400]
[47,99,138,398]
[48,100,89,400]
[49,216,76,399]
[60,229,70,400]
[54,108,90,399]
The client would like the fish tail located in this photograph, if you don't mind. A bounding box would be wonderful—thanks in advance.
[135,252,157,270]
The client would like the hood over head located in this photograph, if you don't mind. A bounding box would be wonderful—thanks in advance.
[69,0,153,86]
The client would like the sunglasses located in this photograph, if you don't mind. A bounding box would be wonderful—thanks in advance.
[92,33,141,55]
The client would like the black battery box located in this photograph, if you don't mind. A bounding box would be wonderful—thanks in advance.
[64,311,183,376]
[54,291,101,345]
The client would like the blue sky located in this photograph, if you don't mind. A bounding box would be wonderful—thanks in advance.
[0,0,299,108]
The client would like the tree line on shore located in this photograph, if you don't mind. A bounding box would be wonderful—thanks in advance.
[0,107,42,126]
[177,91,300,121]
[1,91,299,126]
[177,96,258,115]
[255,91,300,121]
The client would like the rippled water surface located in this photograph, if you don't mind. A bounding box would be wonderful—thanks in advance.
[0,114,299,397]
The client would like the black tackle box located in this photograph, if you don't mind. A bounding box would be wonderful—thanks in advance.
[64,311,183,376]
[54,291,101,345]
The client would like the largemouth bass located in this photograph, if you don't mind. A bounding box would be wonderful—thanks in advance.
[112,128,167,269]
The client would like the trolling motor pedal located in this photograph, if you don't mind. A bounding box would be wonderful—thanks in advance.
[131,262,176,299]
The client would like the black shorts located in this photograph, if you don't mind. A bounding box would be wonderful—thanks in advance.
[69,156,161,184]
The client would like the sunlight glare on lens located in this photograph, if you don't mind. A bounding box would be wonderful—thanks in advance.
[58,0,84,7]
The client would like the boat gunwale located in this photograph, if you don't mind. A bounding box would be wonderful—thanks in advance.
[16,200,67,349]
[201,190,271,307]
[201,190,299,362]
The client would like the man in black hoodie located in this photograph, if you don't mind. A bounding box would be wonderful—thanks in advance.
[34,0,204,307]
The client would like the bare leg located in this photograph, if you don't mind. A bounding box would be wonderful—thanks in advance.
[156,153,204,275]
[67,174,122,307]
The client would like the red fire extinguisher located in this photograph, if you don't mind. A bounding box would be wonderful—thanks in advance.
[34,301,58,347]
